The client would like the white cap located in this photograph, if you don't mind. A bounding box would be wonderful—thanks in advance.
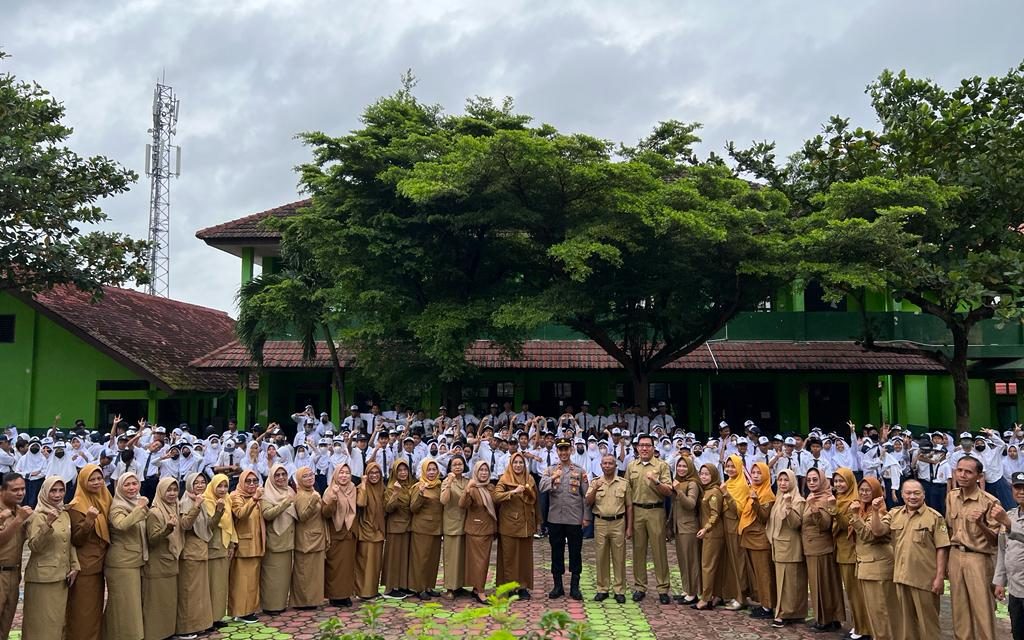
[758,436,769,445]
[743,419,755,427]
[718,421,729,428]
[959,432,972,439]
[349,405,360,411]
[736,437,749,445]
[784,437,796,446]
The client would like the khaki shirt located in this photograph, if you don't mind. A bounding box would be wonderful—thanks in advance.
[887,506,950,591]
[626,458,670,505]
[0,515,26,567]
[945,487,999,554]
[540,462,590,525]
[591,476,631,519]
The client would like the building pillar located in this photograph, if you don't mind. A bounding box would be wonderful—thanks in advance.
[257,372,270,426]
[241,247,255,285]
[236,372,248,428]
[331,373,342,423]
[147,390,159,426]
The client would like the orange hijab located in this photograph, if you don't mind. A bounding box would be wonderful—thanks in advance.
[751,461,775,505]
[67,464,111,543]
[859,476,886,514]
[724,454,756,534]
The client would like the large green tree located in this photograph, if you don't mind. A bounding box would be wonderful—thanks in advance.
[0,51,149,298]
[731,63,1024,429]
[266,80,793,411]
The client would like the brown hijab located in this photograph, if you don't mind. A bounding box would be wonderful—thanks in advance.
[153,476,184,557]
[357,461,386,537]
[326,463,357,532]
[470,460,496,521]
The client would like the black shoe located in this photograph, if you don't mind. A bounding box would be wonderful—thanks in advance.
[771,619,788,628]
[382,590,407,599]
[417,591,432,600]
[426,589,441,597]
[234,614,258,623]
[400,588,416,596]
[750,607,772,619]
[614,594,626,604]
[548,576,565,599]
[658,593,671,605]
[262,609,283,616]
[213,621,228,629]
[681,596,699,606]
[811,622,840,633]
[569,574,583,601]
[517,588,531,600]
[632,590,645,602]
[593,592,609,602]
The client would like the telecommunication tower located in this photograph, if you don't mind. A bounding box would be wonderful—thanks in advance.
[144,80,181,297]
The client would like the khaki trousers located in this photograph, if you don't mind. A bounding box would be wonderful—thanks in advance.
[948,549,996,640]
[860,579,899,640]
[594,517,626,595]
[674,532,701,597]
[895,583,941,640]
[631,506,669,593]
[0,568,20,639]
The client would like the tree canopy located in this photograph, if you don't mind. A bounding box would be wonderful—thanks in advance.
[256,78,794,407]
[731,62,1024,428]
[0,50,148,298]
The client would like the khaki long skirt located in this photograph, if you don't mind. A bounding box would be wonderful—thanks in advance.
[142,574,177,640]
[228,556,261,617]
[699,536,723,602]
[464,534,493,593]
[860,579,899,640]
[291,550,325,607]
[325,537,357,599]
[674,533,701,597]
[67,572,104,640]
[261,550,293,611]
[208,556,230,622]
[104,566,144,640]
[774,561,808,621]
[721,531,746,601]
[498,535,533,591]
[23,581,69,640]
[495,536,506,586]
[410,533,442,593]
[839,562,870,635]
[355,541,384,598]
[806,553,845,625]
[382,532,411,591]
[745,547,776,609]
[442,534,466,592]
[177,559,213,635]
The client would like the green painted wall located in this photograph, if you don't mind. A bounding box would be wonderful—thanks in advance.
[0,294,146,428]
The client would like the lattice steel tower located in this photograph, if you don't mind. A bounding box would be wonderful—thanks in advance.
[144,80,180,297]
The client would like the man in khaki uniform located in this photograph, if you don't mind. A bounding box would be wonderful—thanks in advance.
[945,456,1001,640]
[883,478,950,640]
[0,472,31,638]
[626,434,673,604]
[586,453,632,603]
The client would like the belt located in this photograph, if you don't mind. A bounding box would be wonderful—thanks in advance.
[953,544,979,554]
[0,566,19,572]
[634,503,662,509]
[595,513,625,521]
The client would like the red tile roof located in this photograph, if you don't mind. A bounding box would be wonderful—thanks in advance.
[195,199,309,242]
[22,286,239,392]
[191,339,945,373]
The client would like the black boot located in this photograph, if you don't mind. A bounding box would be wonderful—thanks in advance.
[569,574,583,600]
[548,575,565,599]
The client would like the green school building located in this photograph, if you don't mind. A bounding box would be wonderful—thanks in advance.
[4,198,1024,435]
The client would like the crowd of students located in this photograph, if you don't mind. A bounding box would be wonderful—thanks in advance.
[0,402,1021,640]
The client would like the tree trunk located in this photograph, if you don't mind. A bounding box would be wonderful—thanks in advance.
[950,325,971,432]
[631,369,650,415]
[321,325,346,413]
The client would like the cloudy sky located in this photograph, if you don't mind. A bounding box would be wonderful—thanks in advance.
[4,0,1022,313]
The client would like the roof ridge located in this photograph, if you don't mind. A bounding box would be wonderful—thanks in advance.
[103,286,234,318]
[195,198,311,239]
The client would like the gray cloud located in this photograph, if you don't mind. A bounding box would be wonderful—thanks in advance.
[3,0,1022,313]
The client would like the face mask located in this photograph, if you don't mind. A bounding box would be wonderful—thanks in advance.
[55,450,65,458]
[210,443,220,450]
[975,445,986,452]
[120,451,134,464]
[576,447,585,454]
[182,450,191,458]
[30,446,40,454]
[319,446,328,453]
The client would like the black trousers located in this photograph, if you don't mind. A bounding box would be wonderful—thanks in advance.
[548,522,583,576]
[1010,594,1024,640]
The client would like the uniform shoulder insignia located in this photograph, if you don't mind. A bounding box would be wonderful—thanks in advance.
[710,496,717,504]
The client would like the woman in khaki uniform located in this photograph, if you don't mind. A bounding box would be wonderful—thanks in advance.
[849,477,898,640]
[260,463,297,614]
[229,468,265,623]
[440,455,468,599]
[176,473,214,638]
[802,467,844,632]
[355,461,386,599]
[742,460,776,619]
[495,452,537,600]
[23,476,80,640]
[291,466,327,608]
[671,455,701,604]
[693,463,724,610]
[104,472,149,640]
[323,463,358,607]
[833,467,869,638]
[382,459,413,598]
[410,459,444,599]
[720,456,750,610]
[766,468,807,629]
[460,460,497,603]
[143,477,183,640]
[203,473,235,627]
[67,464,110,640]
